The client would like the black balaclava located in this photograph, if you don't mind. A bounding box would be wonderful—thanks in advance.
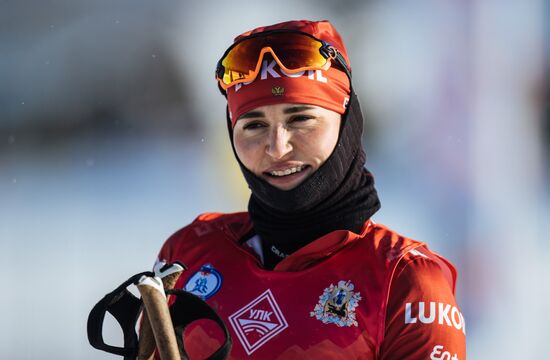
[227,89,381,269]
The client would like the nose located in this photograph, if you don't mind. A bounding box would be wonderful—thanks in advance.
[265,125,292,160]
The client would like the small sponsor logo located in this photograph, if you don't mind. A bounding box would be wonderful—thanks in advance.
[183,264,222,300]
[310,280,361,327]
[271,86,284,96]
[408,248,429,258]
[270,245,288,259]
[343,97,349,109]
[430,344,459,360]
[229,289,288,355]
[405,302,466,334]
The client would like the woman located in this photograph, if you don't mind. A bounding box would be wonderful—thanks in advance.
[156,20,466,359]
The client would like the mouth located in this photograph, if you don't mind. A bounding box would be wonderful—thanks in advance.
[265,165,309,177]
[262,164,311,190]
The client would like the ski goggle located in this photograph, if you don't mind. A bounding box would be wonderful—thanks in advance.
[215,30,352,90]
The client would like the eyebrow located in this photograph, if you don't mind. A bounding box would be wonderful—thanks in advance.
[283,105,316,114]
[238,111,265,120]
[238,105,316,120]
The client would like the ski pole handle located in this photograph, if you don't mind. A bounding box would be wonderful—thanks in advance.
[138,262,185,360]
[137,276,180,360]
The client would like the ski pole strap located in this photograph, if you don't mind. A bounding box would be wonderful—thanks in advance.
[168,289,233,360]
[87,271,154,359]
[87,271,232,360]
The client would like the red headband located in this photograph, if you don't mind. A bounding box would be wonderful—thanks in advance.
[225,20,351,126]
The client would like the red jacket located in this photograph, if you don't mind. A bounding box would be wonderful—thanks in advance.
[157,212,466,359]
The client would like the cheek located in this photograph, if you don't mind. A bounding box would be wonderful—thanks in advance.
[234,134,262,171]
[302,126,339,163]
[322,120,341,159]
[320,129,339,159]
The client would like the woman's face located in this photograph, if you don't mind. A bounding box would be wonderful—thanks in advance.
[233,103,341,190]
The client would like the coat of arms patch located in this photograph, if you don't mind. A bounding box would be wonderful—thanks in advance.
[310,280,361,327]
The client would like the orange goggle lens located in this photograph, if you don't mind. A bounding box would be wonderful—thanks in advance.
[217,32,333,89]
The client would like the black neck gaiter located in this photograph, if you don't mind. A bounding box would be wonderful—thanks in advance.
[227,91,381,269]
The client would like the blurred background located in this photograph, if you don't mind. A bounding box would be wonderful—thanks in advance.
[1,0,548,358]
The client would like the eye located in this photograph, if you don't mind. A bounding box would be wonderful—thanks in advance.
[242,121,266,130]
[290,115,314,123]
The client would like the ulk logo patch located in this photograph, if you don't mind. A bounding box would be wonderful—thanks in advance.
[228,289,288,355]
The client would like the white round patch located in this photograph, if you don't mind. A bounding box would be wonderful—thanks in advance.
[184,263,223,300]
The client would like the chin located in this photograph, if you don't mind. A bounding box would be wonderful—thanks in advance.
[269,182,301,191]
[264,173,309,191]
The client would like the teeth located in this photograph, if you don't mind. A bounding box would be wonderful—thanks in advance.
[270,166,304,177]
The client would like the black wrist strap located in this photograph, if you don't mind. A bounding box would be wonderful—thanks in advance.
[87,272,232,360]
[87,271,153,359]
